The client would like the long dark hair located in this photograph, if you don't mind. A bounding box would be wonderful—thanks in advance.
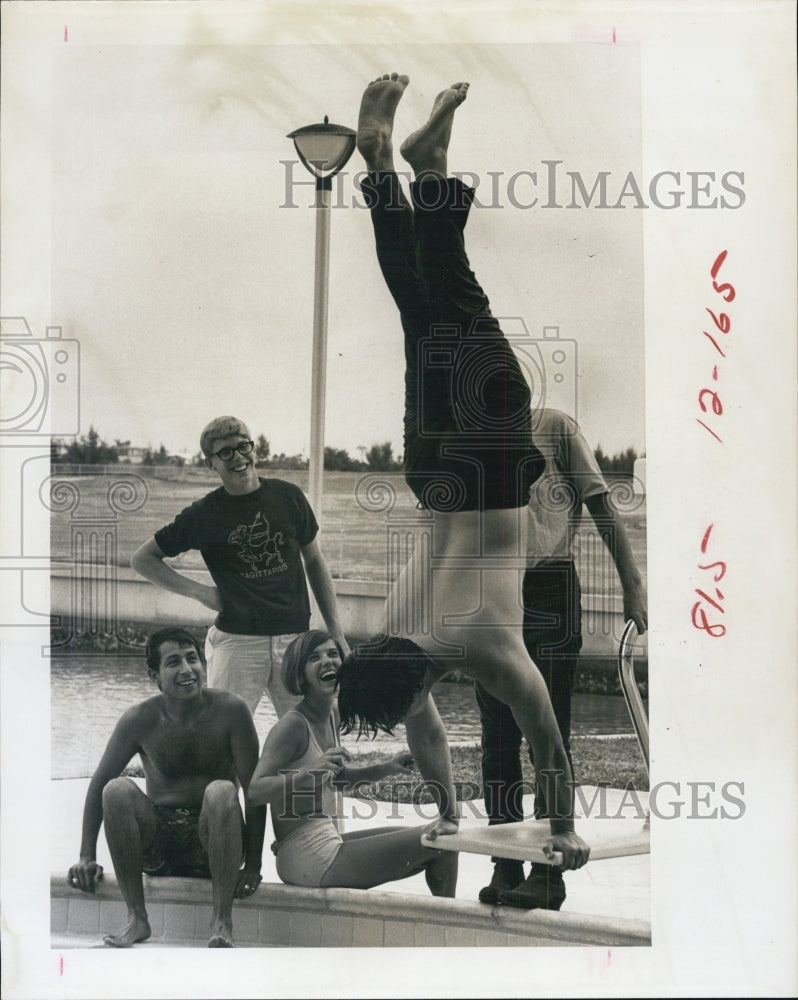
[336,634,429,739]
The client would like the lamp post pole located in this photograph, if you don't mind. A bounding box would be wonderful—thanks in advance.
[287,118,356,527]
[308,174,332,522]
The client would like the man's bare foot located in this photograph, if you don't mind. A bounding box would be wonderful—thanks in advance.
[356,72,409,173]
[208,917,234,947]
[400,82,469,178]
[103,914,151,948]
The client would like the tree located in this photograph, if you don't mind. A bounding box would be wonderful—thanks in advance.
[324,446,360,471]
[365,442,401,472]
[270,453,308,470]
[63,425,119,465]
[255,434,270,465]
[594,444,638,477]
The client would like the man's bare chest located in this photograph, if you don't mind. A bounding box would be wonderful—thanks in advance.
[142,717,233,780]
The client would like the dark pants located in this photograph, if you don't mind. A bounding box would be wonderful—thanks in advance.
[361,172,543,511]
[475,560,582,823]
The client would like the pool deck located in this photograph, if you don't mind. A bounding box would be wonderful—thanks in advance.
[51,779,650,949]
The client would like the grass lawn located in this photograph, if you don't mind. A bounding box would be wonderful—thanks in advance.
[339,737,649,803]
[50,465,647,587]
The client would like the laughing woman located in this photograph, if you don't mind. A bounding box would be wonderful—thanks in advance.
[248,630,457,896]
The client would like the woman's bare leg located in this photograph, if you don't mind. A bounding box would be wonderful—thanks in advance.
[321,825,457,896]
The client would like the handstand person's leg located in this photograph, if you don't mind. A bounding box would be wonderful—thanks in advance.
[357,73,454,496]
[199,780,243,948]
[399,81,499,330]
[101,778,157,947]
[321,825,457,896]
[400,82,470,180]
[402,81,542,502]
[357,74,431,355]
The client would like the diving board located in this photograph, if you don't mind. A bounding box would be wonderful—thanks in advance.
[422,816,650,866]
[423,622,651,866]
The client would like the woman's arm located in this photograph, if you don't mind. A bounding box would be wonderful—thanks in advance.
[247,715,308,808]
[335,751,415,791]
[248,714,352,810]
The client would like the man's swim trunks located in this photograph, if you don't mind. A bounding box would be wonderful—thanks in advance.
[142,805,211,878]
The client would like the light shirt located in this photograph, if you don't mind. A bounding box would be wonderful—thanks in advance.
[526,409,607,567]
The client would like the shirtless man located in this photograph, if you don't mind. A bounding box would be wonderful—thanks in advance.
[336,74,590,872]
[67,627,265,948]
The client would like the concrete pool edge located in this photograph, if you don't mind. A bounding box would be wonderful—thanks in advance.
[51,874,652,949]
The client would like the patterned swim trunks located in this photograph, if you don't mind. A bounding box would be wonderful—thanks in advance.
[142,805,211,878]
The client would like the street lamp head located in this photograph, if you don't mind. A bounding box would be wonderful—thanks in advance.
[288,116,357,181]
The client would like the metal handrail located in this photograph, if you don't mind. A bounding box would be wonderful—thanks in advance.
[618,620,649,778]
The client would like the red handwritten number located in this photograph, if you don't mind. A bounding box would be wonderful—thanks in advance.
[706,308,731,334]
[710,250,736,302]
[692,523,727,637]
[697,251,734,442]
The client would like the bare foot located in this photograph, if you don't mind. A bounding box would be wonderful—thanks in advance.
[356,72,410,173]
[208,934,234,948]
[208,918,234,948]
[400,82,469,178]
[103,914,151,948]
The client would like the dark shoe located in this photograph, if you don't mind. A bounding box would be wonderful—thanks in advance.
[498,866,566,911]
[478,859,525,905]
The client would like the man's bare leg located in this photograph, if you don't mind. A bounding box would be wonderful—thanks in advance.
[356,72,410,173]
[100,778,155,947]
[400,82,470,178]
[200,781,242,948]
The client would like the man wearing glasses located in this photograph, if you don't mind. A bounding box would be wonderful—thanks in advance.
[131,415,349,716]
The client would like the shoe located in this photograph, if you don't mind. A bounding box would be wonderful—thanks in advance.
[498,865,566,911]
[478,859,526,905]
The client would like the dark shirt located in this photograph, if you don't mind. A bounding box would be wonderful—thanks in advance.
[155,478,318,635]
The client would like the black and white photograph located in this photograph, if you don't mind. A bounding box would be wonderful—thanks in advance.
[0,1,795,997]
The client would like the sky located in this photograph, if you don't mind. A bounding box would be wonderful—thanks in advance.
[47,38,645,460]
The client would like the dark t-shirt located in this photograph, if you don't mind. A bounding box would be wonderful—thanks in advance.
[154,478,318,635]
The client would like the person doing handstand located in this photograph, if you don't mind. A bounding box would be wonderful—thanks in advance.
[335,73,590,872]
[249,630,457,895]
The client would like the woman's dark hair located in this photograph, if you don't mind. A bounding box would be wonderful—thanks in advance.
[336,634,429,739]
[145,627,205,674]
[282,630,344,696]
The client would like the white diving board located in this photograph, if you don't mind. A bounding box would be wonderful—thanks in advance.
[422,816,650,866]
[423,622,651,866]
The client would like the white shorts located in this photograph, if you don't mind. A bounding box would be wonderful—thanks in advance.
[205,626,302,716]
[274,818,343,888]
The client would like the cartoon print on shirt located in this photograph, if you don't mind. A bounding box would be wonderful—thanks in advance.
[227,512,286,574]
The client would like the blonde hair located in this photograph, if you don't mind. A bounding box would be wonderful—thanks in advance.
[200,416,250,457]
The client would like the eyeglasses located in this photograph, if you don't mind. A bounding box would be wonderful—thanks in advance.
[210,440,254,462]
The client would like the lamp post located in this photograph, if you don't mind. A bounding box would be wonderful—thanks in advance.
[288,117,356,525]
